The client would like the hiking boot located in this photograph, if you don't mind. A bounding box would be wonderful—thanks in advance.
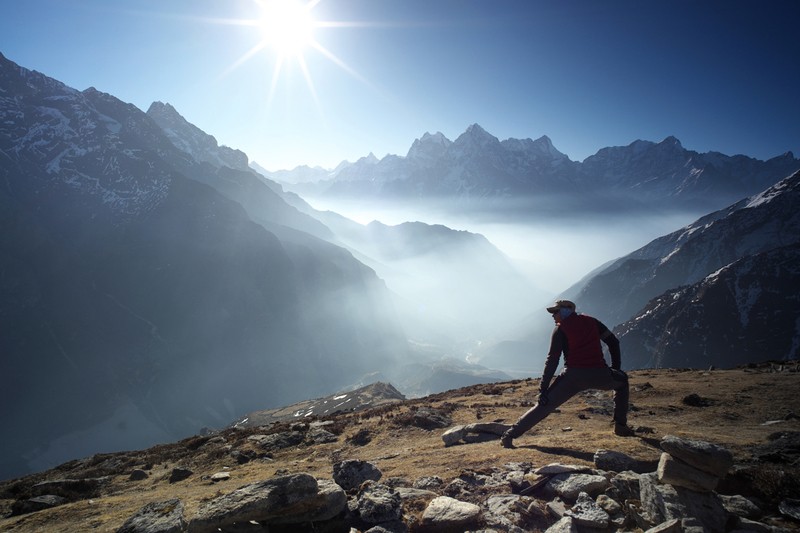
[500,432,515,449]
[614,423,636,437]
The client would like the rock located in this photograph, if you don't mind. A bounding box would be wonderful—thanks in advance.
[638,472,729,532]
[413,476,444,490]
[129,469,149,481]
[441,423,511,446]
[412,407,453,429]
[607,470,641,502]
[364,521,408,533]
[732,517,773,532]
[333,460,383,492]
[643,518,681,533]
[441,426,466,446]
[463,422,511,436]
[168,468,193,484]
[565,492,609,529]
[117,499,186,533]
[659,435,733,478]
[682,393,714,407]
[256,431,304,451]
[544,516,578,533]
[594,449,641,473]
[355,482,402,524]
[657,452,719,492]
[720,494,762,519]
[188,473,345,533]
[31,478,104,498]
[779,498,800,520]
[348,428,373,446]
[10,495,68,516]
[393,487,438,501]
[534,463,592,476]
[483,495,527,531]
[420,496,481,529]
[595,494,622,515]
[210,472,230,482]
[307,427,339,444]
[546,473,610,501]
[546,498,569,518]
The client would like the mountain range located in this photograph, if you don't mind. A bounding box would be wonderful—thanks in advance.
[264,124,798,214]
[2,48,799,482]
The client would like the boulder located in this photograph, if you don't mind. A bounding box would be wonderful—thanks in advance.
[638,472,729,532]
[420,496,481,529]
[188,473,345,533]
[565,491,609,529]
[441,422,511,446]
[594,449,649,473]
[659,435,733,478]
[333,460,382,492]
[117,499,186,533]
[168,468,193,484]
[10,495,68,516]
[354,482,403,524]
[657,453,719,492]
[411,408,453,429]
[546,473,610,501]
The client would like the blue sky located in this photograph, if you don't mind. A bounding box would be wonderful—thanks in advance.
[2,0,798,171]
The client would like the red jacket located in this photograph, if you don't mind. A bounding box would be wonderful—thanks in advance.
[558,314,607,368]
[539,313,621,391]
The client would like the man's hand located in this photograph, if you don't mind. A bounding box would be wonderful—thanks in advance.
[537,390,549,406]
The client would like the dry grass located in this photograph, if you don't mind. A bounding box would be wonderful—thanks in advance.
[1,366,799,532]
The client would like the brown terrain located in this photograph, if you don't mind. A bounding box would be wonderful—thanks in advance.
[1,363,799,532]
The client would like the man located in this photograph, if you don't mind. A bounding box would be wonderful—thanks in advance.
[501,299,634,448]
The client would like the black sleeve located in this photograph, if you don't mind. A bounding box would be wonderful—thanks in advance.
[540,327,564,391]
[596,318,621,370]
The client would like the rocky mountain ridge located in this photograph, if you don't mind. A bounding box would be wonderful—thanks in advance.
[265,124,798,212]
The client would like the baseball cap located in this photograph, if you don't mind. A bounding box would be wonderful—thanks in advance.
[546,299,576,314]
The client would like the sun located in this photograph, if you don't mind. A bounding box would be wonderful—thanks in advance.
[219,0,370,108]
[256,0,317,59]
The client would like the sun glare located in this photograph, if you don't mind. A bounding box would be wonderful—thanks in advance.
[217,0,372,111]
[257,0,316,58]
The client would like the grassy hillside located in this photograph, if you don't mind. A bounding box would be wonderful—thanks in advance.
[1,364,798,531]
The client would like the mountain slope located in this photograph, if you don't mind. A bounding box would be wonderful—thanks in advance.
[615,243,800,369]
[146,101,332,241]
[0,52,407,480]
[570,170,800,326]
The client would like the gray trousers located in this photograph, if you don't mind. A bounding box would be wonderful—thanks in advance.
[507,367,629,438]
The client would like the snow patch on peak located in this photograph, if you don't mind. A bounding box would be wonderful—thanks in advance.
[745,171,799,209]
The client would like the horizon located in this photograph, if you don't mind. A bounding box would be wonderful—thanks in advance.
[2,0,799,171]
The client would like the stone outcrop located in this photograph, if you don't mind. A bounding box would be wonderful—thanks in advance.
[441,422,510,446]
[187,473,346,533]
[117,499,186,533]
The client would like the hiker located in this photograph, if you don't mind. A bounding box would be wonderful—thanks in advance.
[501,299,634,448]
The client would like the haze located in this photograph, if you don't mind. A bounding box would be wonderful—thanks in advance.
[306,195,704,301]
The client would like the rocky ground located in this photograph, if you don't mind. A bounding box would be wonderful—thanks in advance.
[1,364,799,532]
